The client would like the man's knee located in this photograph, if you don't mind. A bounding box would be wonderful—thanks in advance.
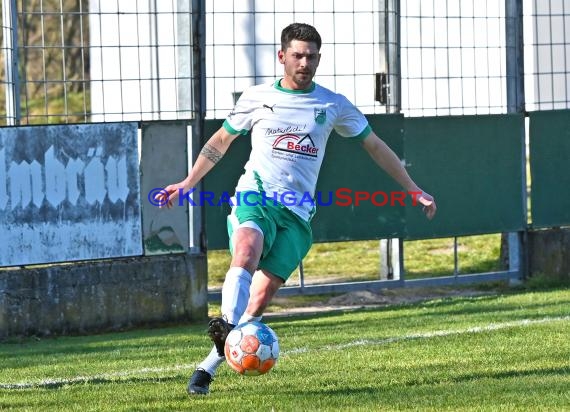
[231,227,264,271]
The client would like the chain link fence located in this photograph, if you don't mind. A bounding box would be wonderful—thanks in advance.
[401,0,508,115]
[2,0,568,291]
[527,0,570,110]
[3,0,567,125]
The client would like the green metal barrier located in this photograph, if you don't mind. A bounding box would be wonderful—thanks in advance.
[311,115,405,242]
[529,110,570,228]
[403,114,526,239]
[202,115,406,250]
[202,114,526,250]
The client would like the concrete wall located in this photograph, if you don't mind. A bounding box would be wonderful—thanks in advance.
[0,253,207,338]
[528,227,570,281]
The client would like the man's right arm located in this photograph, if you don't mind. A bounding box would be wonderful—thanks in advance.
[156,126,239,208]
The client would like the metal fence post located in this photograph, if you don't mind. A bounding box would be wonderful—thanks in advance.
[380,0,404,281]
[189,0,206,254]
[506,0,526,114]
[1,0,21,125]
[505,0,527,282]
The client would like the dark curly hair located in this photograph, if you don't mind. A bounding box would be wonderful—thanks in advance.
[280,23,322,51]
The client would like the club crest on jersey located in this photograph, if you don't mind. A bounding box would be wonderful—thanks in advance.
[272,134,319,159]
[314,108,326,125]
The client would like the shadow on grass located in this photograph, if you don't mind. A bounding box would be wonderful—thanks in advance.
[285,366,570,398]
[401,365,570,387]
[0,373,186,390]
[269,291,570,330]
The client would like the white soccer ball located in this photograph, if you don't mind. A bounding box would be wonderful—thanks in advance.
[224,321,279,376]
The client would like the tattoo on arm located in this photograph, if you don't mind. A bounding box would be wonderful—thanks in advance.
[200,143,223,164]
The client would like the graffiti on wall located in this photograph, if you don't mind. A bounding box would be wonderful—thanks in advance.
[0,122,142,266]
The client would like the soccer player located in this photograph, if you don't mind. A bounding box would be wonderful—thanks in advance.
[155,23,437,395]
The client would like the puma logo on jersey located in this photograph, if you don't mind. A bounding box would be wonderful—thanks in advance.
[263,104,276,112]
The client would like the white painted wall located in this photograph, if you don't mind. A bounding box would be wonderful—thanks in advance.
[89,0,190,121]
[89,0,383,120]
[88,0,562,118]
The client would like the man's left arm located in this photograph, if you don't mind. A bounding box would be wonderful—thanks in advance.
[361,131,437,220]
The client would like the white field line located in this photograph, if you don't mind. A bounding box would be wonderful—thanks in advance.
[0,364,197,390]
[283,315,570,355]
[1,315,568,390]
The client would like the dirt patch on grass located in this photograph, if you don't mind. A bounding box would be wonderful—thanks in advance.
[265,286,500,317]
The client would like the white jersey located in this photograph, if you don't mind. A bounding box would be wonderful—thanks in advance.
[223,80,371,221]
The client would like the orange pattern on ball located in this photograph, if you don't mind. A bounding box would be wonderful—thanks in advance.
[258,358,275,374]
[240,335,260,353]
[241,354,261,370]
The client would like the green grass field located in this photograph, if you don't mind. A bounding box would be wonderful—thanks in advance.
[1,287,569,411]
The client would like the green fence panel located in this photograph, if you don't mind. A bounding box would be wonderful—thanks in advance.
[202,115,406,250]
[310,114,405,242]
[403,114,526,239]
[203,114,525,248]
[529,110,570,228]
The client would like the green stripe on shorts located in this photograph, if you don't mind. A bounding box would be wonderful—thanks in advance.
[227,192,313,281]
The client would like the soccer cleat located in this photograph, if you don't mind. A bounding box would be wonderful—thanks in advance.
[208,317,235,357]
[187,368,213,395]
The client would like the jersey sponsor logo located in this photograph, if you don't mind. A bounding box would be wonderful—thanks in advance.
[263,104,276,112]
[314,108,326,124]
[265,124,306,136]
[272,134,319,158]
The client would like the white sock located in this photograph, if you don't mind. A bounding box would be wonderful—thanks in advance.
[197,346,225,377]
[238,312,262,325]
[221,267,252,326]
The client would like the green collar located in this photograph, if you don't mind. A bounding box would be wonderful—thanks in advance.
[274,79,316,94]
